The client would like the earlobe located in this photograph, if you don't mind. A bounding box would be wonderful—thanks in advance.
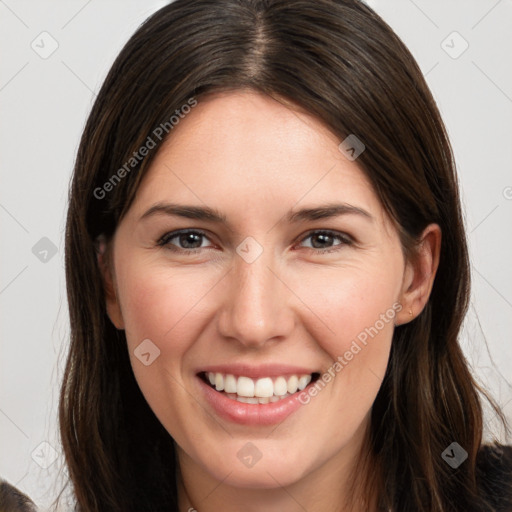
[395,224,441,326]
[96,235,125,330]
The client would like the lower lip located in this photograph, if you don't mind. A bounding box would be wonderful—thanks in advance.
[197,375,315,426]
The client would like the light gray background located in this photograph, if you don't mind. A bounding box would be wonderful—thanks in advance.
[1,0,511,509]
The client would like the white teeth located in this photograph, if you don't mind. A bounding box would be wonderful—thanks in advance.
[273,376,288,396]
[215,373,224,391]
[298,375,311,390]
[287,375,298,394]
[206,372,314,399]
[237,376,254,397]
[224,374,237,393]
[254,377,273,397]
[223,392,292,403]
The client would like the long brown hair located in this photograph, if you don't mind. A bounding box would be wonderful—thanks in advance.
[60,1,509,510]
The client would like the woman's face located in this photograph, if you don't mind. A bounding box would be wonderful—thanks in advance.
[104,90,419,491]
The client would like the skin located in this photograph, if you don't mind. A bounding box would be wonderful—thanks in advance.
[99,90,440,512]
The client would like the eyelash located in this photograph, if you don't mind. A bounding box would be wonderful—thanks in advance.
[156,229,354,255]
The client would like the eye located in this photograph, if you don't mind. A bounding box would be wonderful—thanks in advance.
[297,230,353,253]
[157,228,354,255]
[157,229,213,253]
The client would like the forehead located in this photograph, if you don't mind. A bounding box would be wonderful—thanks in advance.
[163,90,342,164]
[129,90,385,226]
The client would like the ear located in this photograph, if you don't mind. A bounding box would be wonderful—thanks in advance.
[395,224,441,326]
[96,235,125,330]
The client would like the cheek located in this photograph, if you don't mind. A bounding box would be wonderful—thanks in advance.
[300,264,401,351]
[116,262,210,353]
[295,264,400,419]
[114,262,216,425]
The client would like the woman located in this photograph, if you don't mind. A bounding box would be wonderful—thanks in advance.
[55,0,511,511]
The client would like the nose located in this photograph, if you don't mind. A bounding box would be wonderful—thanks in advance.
[216,248,295,349]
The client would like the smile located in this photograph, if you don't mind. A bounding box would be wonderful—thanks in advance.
[199,371,320,404]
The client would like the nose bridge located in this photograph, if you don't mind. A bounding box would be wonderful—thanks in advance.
[217,247,293,346]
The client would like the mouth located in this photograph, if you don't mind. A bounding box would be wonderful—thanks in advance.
[198,371,321,404]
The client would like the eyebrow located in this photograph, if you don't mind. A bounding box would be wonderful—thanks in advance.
[287,203,373,223]
[139,202,373,225]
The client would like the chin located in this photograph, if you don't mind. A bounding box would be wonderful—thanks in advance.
[219,465,303,489]
[199,447,311,489]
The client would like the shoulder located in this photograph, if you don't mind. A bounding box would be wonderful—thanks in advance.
[0,479,38,512]
[476,443,512,511]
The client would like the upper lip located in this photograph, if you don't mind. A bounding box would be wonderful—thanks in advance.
[197,364,319,379]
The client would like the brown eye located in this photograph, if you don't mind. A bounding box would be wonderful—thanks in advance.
[298,230,353,253]
[157,230,212,252]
